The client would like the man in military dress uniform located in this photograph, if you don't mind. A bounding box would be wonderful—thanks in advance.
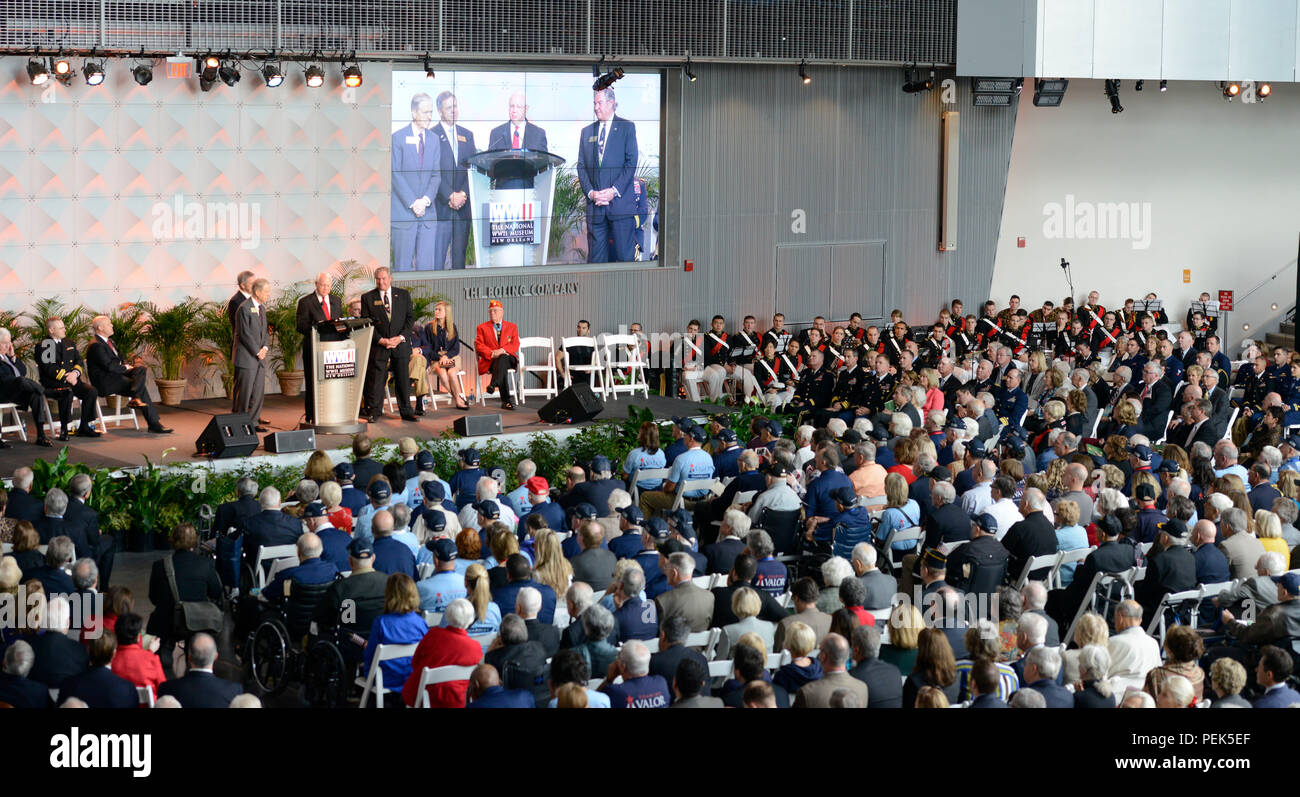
[784,350,834,425]
[861,353,897,416]
[814,346,867,427]
[36,318,101,440]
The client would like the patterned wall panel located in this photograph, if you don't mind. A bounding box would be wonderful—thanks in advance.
[0,56,391,315]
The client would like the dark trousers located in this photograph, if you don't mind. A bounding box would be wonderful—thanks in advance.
[50,380,99,432]
[94,535,116,590]
[97,368,162,428]
[488,354,519,403]
[302,337,316,423]
[0,377,48,437]
[587,211,635,263]
[435,211,471,270]
[366,343,411,417]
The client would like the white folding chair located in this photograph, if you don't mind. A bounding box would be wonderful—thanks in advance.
[1155,410,1174,445]
[253,544,299,590]
[413,664,478,708]
[475,368,518,407]
[1049,546,1095,590]
[516,336,558,404]
[470,633,497,650]
[671,479,722,511]
[561,336,607,399]
[1220,406,1238,441]
[601,333,650,399]
[1146,587,1203,641]
[137,685,155,708]
[881,526,925,574]
[1014,553,1062,591]
[423,611,443,627]
[627,467,671,505]
[97,394,140,429]
[0,402,29,442]
[680,336,705,401]
[357,642,421,708]
[708,660,734,679]
[427,355,470,410]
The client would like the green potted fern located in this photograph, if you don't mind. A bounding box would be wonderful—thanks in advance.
[142,299,205,405]
[195,301,236,397]
[266,288,306,397]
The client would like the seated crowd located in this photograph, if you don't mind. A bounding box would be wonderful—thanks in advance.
[2,288,1298,708]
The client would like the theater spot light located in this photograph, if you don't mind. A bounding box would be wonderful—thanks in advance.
[82,59,105,86]
[1159,80,1167,92]
[1222,81,1240,100]
[901,68,935,94]
[53,56,74,86]
[219,60,240,87]
[343,63,363,88]
[799,59,811,85]
[27,59,49,85]
[1104,79,1123,114]
[592,66,624,92]
[304,64,325,88]
[132,63,154,86]
[684,57,697,83]
[199,55,220,91]
[261,63,283,88]
[1135,80,1144,92]
[1258,82,1271,99]
[423,54,435,79]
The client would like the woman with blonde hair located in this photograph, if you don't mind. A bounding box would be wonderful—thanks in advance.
[919,369,945,413]
[459,563,502,635]
[319,480,352,533]
[1279,470,1300,502]
[880,603,925,676]
[427,299,468,409]
[914,685,951,708]
[531,528,573,596]
[1063,612,1110,684]
[719,587,776,658]
[303,450,335,485]
[1255,509,1290,558]
[1043,457,1067,500]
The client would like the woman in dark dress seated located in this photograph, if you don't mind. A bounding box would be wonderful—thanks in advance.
[427,300,468,409]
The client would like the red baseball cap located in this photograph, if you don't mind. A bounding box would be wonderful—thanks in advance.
[489,299,503,309]
[526,476,549,495]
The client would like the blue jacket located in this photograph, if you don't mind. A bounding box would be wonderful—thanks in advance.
[242,509,302,564]
[1253,685,1300,708]
[609,531,644,561]
[373,536,416,579]
[317,526,352,572]
[1026,678,1074,708]
[712,446,743,480]
[805,469,854,529]
[468,684,536,708]
[339,485,369,516]
[492,578,557,624]
[636,551,669,599]
[59,666,138,709]
[613,597,659,643]
[518,500,567,539]
[264,556,339,602]
[450,468,486,507]
[363,612,428,692]
[663,438,687,467]
[602,674,670,708]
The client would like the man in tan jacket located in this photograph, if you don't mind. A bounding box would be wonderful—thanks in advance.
[793,633,868,708]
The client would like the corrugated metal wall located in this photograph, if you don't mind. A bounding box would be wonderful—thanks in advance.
[398,62,1017,342]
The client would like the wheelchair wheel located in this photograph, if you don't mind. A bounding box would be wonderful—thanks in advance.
[248,617,291,696]
[302,639,350,708]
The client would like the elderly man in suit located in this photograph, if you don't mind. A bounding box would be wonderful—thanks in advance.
[226,270,255,329]
[488,91,550,188]
[474,299,521,410]
[85,315,171,433]
[296,272,345,425]
[360,267,417,423]
[431,91,477,270]
[391,92,442,272]
[158,633,242,708]
[792,633,868,708]
[654,552,713,632]
[577,88,639,264]
[232,278,271,434]
[0,328,52,447]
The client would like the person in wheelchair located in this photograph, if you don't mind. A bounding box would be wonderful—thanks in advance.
[315,538,389,671]
[826,486,873,561]
[263,533,340,603]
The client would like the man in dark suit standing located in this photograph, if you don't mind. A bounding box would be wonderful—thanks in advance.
[36,318,101,440]
[226,270,255,329]
[157,633,243,708]
[296,272,345,425]
[392,93,441,272]
[0,328,51,447]
[487,92,549,189]
[360,267,416,423]
[232,278,271,434]
[86,315,171,433]
[432,91,477,270]
[577,88,639,264]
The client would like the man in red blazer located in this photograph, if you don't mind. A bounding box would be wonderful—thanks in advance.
[475,299,520,410]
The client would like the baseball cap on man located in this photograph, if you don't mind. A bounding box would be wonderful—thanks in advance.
[303,501,327,519]
[526,476,550,495]
[429,538,458,562]
[368,481,391,500]
[421,481,446,502]
[459,448,481,465]
[1271,572,1300,596]
[472,500,500,519]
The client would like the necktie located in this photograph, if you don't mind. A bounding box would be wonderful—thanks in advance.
[1140,383,1151,400]
[512,125,521,149]
[417,131,424,166]
[495,323,502,339]
[383,292,391,318]
[598,123,607,163]
[322,296,330,321]
[107,337,117,357]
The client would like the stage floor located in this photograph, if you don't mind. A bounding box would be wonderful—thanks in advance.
[0,391,716,473]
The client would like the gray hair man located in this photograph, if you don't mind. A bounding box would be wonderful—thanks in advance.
[791,632,868,708]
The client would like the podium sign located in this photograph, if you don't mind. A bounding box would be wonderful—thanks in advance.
[311,317,373,434]
[465,149,566,268]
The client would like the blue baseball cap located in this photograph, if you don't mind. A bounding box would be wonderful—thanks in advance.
[669,509,695,540]
[591,455,612,473]
[967,438,987,457]
[717,428,738,444]
[471,500,500,519]
[428,537,458,562]
[617,505,644,523]
[424,508,447,532]
[644,517,671,540]
[944,415,965,430]
[671,416,695,430]
[368,480,391,500]
[415,450,435,470]
[1128,444,1153,463]
[333,462,354,480]
[869,425,890,441]
[347,537,374,558]
[571,502,599,520]
[765,420,783,437]
[686,426,708,443]
[421,480,446,501]
[303,501,327,519]
[1271,572,1300,595]
[1284,434,1300,450]
[459,448,480,465]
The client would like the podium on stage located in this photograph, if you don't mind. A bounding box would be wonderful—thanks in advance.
[464,149,566,268]
[309,317,373,434]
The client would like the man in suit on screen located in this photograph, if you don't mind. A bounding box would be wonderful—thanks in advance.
[432,91,478,270]
[488,92,549,189]
[391,93,441,273]
[577,88,639,264]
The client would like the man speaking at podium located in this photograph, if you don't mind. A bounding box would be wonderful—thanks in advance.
[488,92,549,189]
[577,88,638,264]
[296,272,344,425]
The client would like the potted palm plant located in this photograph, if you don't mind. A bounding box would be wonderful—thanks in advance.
[195,301,236,397]
[25,298,92,345]
[266,288,306,397]
[106,302,149,362]
[142,299,204,405]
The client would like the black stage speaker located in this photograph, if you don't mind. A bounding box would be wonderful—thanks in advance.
[264,428,316,453]
[454,414,502,437]
[538,383,604,424]
[195,413,258,458]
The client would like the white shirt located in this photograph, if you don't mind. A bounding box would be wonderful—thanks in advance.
[442,123,458,162]
[984,498,1024,540]
[748,481,801,526]
[961,482,993,518]
[1107,625,1162,695]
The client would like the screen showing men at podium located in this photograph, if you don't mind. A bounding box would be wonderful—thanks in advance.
[390,68,662,273]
